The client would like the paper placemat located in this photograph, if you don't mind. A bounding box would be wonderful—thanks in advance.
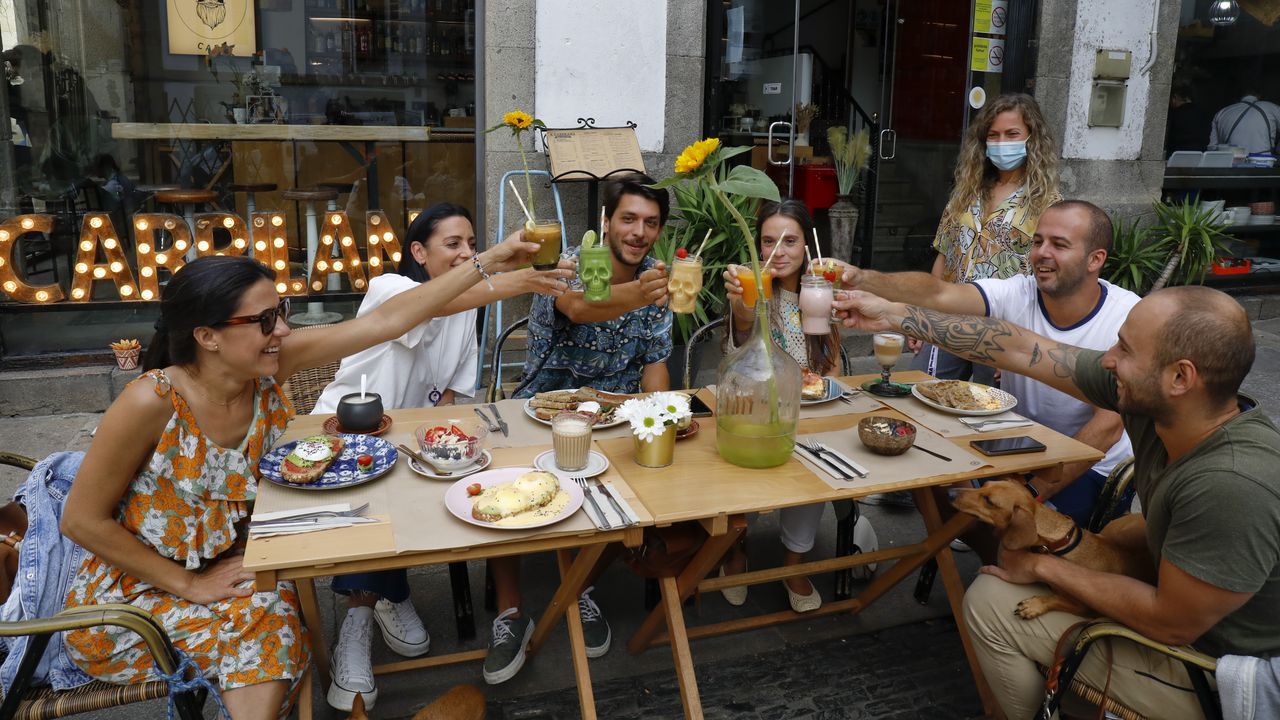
[871,394,1027,437]
[388,444,626,553]
[489,398,636,448]
[795,424,990,493]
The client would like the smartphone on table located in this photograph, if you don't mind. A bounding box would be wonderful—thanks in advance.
[688,393,714,417]
[969,436,1047,456]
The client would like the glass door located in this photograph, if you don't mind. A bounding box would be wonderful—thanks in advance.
[704,0,802,195]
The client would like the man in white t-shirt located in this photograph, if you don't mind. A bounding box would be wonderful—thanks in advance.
[840,200,1138,528]
[1209,90,1280,155]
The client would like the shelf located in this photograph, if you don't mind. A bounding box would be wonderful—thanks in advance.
[1222,223,1280,236]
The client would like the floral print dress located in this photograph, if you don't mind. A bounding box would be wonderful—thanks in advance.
[64,369,309,712]
[933,187,1063,282]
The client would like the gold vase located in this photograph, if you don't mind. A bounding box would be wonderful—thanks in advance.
[634,426,677,468]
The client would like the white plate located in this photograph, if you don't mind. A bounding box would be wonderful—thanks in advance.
[443,466,584,530]
[911,381,1018,416]
[406,450,492,480]
[532,450,610,479]
[801,377,849,406]
[521,399,628,429]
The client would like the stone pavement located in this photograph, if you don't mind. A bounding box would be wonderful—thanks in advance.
[4,316,1280,719]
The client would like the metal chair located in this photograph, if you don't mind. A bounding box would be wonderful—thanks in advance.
[1086,457,1136,533]
[485,317,530,404]
[1039,619,1219,720]
[0,453,204,720]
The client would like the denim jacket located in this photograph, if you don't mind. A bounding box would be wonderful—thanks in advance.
[0,451,92,691]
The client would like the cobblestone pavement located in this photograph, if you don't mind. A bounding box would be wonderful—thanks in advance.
[482,619,981,720]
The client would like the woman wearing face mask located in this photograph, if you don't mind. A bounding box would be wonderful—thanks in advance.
[311,202,571,712]
[909,92,1061,386]
[718,199,842,613]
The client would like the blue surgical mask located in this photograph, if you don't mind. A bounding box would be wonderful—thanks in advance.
[986,140,1027,171]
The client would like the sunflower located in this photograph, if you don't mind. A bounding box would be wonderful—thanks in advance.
[502,110,533,130]
[674,138,721,175]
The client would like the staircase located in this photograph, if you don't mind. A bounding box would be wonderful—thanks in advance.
[867,158,939,273]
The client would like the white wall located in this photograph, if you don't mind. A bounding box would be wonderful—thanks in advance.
[534,0,667,153]
[1061,0,1159,160]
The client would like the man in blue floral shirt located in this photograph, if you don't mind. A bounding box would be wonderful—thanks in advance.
[515,172,673,397]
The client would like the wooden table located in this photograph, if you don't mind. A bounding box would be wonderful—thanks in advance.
[243,406,651,720]
[599,372,1102,719]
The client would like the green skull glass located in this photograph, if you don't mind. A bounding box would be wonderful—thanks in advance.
[579,245,612,302]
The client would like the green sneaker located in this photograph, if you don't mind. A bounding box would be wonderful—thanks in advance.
[578,587,611,658]
[483,608,533,685]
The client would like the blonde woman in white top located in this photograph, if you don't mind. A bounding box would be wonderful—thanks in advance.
[314,202,571,712]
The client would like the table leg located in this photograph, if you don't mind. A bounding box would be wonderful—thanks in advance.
[660,575,704,720]
[913,487,998,717]
[295,578,332,689]
[557,550,597,720]
[527,542,606,655]
[296,666,314,720]
[628,517,747,655]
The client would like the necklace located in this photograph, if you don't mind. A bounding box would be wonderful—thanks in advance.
[180,367,250,408]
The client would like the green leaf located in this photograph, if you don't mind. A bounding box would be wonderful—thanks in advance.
[717,166,781,202]
[711,145,753,163]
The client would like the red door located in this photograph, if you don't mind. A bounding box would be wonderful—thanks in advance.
[890,0,969,141]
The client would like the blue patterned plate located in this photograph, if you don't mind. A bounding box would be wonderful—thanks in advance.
[259,434,398,490]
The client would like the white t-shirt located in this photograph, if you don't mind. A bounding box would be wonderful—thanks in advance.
[312,273,478,413]
[972,275,1140,478]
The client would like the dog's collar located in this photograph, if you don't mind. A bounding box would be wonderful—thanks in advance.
[1034,525,1082,556]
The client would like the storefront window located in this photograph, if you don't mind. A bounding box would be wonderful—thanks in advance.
[0,0,477,363]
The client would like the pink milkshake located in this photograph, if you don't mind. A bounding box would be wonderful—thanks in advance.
[799,275,834,335]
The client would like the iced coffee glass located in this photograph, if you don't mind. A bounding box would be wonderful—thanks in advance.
[865,332,910,397]
[526,220,563,270]
[668,256,703,314]
[551,411,593,471]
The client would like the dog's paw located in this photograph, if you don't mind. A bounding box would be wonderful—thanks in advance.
[1014,595,1056,619]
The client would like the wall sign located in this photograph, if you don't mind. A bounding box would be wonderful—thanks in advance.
[970,36,1005,74]
[0,210,405,304]
[973,0,1009,35]
[167,0,258,56]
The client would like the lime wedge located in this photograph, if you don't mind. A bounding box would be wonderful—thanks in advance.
[581,229,597,249]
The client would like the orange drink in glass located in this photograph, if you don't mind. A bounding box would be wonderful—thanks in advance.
[737,266,773,308]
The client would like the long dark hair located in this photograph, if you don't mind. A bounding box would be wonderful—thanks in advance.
[738,199,841,375]
[396,203,474,282]
[142,256,274,370]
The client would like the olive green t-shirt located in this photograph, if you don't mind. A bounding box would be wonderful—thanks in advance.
[1074,350,1280,658]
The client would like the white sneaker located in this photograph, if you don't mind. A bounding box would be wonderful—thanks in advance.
[374,597,430,657]
[328,607,378,711]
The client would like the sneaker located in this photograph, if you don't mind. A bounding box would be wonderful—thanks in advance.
[328,607,378,711]
[950,538,972,552]
[861,491,915,509]
[483,608,534,685]
[577,586,611,658]
[373,597,430,657]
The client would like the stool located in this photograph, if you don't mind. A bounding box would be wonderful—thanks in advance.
[282,187,342,326]
[318,181,357,213]
[228,182,277,219]
[155,189,219,261]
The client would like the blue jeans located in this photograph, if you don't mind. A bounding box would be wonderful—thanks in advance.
[1050,469,1134,528]
[331,570,411,603]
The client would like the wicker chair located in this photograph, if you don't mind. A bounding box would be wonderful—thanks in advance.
[281,324,340,415]
[0,452,204,720]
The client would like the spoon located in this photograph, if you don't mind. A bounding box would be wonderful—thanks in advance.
[396,444,454,476]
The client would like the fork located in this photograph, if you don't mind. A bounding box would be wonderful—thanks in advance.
[250,502,370,525]
[801,440,867,478]
[573,477,612,529]
[473,407,500,433]
[960,417,1031,431]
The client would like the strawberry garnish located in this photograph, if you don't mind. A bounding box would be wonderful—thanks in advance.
[467,483,482,496]
[822,270,838,283]
[676,247,688,259]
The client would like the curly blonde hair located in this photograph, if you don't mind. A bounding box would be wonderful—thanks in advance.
[942,93,1060,224]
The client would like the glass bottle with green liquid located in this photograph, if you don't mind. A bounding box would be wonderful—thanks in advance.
[579,228,612,302]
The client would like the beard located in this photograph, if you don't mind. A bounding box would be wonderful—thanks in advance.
[1035,262,1089,299]
[609,237,646,269]
[1116,371,1169,417]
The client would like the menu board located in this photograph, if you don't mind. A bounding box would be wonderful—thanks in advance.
[545,127,645,182]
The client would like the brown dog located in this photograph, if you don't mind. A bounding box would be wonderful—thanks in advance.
[344,686,486,720]
[952,480,1154,619]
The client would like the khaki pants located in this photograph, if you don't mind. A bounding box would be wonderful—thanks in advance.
[963,574,1213,720]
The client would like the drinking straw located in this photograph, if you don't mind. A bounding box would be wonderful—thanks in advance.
[360,373,367,399]
[693,228,713,259]
[598,207,606,244]
[507,179,533,224]
[804,244,813,273]
[812,227,824,265]
[764,234,786,268]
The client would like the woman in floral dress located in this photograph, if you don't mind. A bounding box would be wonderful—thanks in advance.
[61,231,539,719]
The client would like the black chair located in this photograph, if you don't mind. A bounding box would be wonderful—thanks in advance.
[486,317,530,403]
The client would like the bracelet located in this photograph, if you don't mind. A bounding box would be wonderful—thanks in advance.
[472,256,495,291]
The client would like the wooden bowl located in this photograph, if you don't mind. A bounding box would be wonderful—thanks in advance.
[858,416,917,456]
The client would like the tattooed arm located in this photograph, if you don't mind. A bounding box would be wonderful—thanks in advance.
[833,290,1092,403]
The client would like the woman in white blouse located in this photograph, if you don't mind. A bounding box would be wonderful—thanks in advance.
[312,202,571,712]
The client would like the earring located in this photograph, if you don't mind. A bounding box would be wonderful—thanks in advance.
[212,344,220,351]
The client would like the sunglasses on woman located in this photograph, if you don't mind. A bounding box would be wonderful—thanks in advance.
[215,298,290,335]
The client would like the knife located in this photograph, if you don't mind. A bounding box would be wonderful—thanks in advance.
[597,481,641,525]
[795,445,851,481]
[579,484,612,529]
[487,403,509,437]
[473,407,500,433]
[592,480,633,526]
[588,482,624,527]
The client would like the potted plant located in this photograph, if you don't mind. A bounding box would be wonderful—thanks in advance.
[826,126,871,262]
[618,392,692,468]
[1148,197,1231,291]
[1102,216,1168,295]
[110,338,141,371]
[794,102,819,146]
